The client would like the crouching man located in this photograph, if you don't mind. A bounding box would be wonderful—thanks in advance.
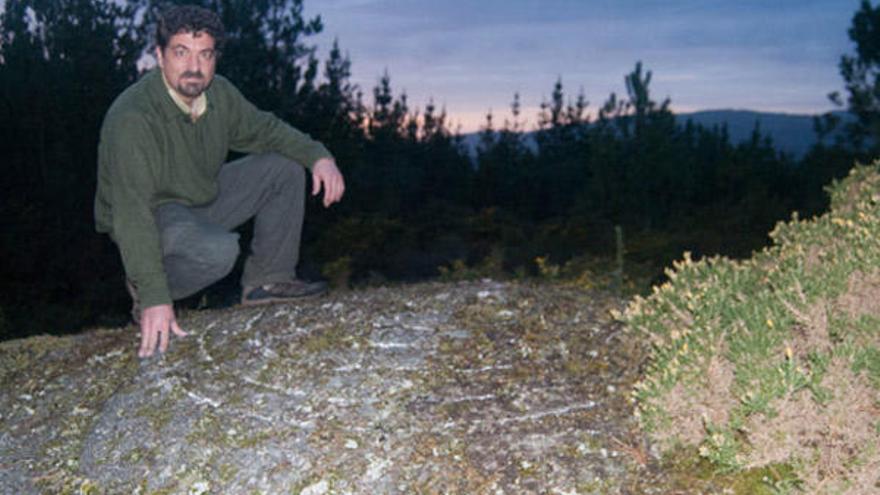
[94,5,344,357]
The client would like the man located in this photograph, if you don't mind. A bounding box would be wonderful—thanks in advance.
[95,5,344,358]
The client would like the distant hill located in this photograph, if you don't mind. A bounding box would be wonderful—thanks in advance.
[461,109,851,160]
[676,109,849,159]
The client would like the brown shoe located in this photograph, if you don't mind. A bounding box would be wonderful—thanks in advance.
[125,279,141,324]
[241,279,328,306]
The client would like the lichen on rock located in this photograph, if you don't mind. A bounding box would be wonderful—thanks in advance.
[0,280,661,494]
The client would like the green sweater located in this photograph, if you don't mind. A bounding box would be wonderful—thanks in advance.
[95,69,332,308]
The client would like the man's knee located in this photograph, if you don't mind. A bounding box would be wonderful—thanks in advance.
[195,232,240,278]
[158,204,241,282]
[162,228,240,300]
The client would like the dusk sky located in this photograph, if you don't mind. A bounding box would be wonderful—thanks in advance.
[303,0,859,132]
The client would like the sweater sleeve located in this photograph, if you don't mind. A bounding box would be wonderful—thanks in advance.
[102,114,172,308]
[224,82,333,169]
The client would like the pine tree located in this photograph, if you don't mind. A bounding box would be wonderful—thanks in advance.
[0,0,144,338]
[836,0,880,151]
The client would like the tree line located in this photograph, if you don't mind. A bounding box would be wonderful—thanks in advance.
[0,0,877,340]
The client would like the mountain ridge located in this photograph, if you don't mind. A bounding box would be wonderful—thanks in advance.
[676,109,848,158]
[461,109,850,159]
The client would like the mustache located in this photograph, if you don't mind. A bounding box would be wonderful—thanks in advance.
[181,71,204,79]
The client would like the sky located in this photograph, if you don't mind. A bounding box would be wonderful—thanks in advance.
[301,0,860,133]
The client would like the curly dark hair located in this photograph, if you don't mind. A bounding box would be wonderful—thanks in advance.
[156,5,226,52]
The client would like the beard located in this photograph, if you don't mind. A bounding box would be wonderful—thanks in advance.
[175,72,210,98]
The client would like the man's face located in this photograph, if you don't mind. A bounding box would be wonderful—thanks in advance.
[156,31,217,104]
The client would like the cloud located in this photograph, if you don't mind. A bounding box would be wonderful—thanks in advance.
[304,0,857,131]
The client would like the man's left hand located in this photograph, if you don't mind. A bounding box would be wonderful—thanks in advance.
[312,158,345,207]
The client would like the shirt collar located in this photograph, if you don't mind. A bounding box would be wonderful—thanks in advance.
[160,70,208,122]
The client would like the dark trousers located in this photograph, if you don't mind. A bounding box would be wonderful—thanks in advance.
[156,153,306,300]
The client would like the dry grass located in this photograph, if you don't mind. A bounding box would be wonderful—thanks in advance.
[652,352,737,451]
[744,356,879,494]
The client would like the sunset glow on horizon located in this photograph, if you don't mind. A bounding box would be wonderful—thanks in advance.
[305,0,857,133]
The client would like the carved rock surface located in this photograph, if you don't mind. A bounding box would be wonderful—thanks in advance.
[0,280,659,494]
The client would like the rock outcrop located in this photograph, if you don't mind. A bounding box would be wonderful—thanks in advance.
[1,280,655,494]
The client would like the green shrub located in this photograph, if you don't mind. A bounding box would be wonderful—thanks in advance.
[624,160,880,493]
[437,247,506,282]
